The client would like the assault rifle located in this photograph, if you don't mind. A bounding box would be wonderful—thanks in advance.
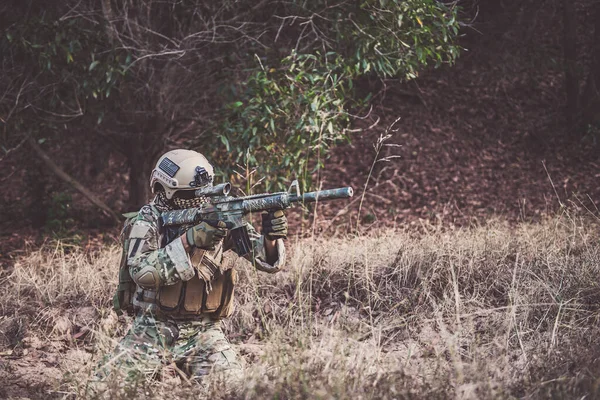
[160,180,353,256]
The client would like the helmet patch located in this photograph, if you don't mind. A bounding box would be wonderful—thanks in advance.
[159,157,180,178]
[190,166,213,188]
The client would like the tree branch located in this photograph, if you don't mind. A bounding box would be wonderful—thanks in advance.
[28,138,121,223]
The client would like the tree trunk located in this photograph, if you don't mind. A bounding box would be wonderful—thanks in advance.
[126,134,163,210]
[25,156,48,228]
[581,2,600,131]
[100,0,116,43]
[563,0,579,133]
[128,141,151,210]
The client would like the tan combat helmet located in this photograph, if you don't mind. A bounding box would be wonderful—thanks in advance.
[150,149,214,199]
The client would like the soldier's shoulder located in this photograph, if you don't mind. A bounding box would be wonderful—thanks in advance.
[135,203,161,223]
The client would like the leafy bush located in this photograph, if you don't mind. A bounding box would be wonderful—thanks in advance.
[215,0,461,188]
[1,0,461,206]
[44,192,74,235]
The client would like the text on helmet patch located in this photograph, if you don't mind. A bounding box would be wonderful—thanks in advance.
[159,157,180,178]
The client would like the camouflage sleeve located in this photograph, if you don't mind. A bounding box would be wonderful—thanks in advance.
[127,205,196,290]
[243,222,286,273]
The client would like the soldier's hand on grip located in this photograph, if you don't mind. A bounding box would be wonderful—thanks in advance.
[261,210,288,240]
[186,220,227,250]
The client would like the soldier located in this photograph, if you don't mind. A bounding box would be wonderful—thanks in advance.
[102,149,287,387]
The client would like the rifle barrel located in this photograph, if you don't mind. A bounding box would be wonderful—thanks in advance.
[290,187,353,204]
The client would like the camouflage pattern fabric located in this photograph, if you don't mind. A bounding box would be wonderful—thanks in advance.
[128,202,285,294]
[94,198,284,391]
[100,313,243,384]
[127,204,195,290]
[185,220,228,251]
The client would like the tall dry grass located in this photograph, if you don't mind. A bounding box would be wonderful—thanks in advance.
[1,212,600,399]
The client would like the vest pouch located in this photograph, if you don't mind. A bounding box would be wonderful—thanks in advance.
[216,269,237,319]
[158,280,184,310]
[112,213,138,316]
[114,267,137,315]
[183,275,206,313]
[203,274,224,312]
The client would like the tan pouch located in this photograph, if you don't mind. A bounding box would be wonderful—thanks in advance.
[158,280,183,310]
[216,269,237,319]
[203,274,224,312]
[183,276,206,313]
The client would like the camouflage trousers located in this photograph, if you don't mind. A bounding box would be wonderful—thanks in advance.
[100,313,243,384]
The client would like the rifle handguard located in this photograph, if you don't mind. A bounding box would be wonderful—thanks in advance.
[289,187,353,203]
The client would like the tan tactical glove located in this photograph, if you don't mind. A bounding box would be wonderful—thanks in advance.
[186,220,228,250]
[261,210,288,240]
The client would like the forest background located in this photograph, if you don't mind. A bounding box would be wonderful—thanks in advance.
[1,0,600,399]
[0,0,599,237]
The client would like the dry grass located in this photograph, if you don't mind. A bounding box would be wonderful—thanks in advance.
[1,212,600,399]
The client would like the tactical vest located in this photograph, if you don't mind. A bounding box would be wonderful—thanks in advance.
[113,211,142,316]
[113,208,237,319]
[133,226,237,319]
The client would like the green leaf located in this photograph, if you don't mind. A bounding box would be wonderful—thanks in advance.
[311,97,319,111]
[327,121,334,135]
[269,118,275,133]
[89,60,100,72]
[220,135,230,151]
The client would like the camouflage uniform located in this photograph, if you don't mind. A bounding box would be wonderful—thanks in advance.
[104,198,285,384]
[109,314,241,383]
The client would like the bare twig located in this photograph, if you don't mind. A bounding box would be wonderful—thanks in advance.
[28,138,120,223]
[356,117,401,232]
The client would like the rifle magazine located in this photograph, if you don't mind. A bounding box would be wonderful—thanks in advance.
[231,225,252,257]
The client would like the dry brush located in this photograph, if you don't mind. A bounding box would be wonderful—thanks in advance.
[1,212,599,399]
